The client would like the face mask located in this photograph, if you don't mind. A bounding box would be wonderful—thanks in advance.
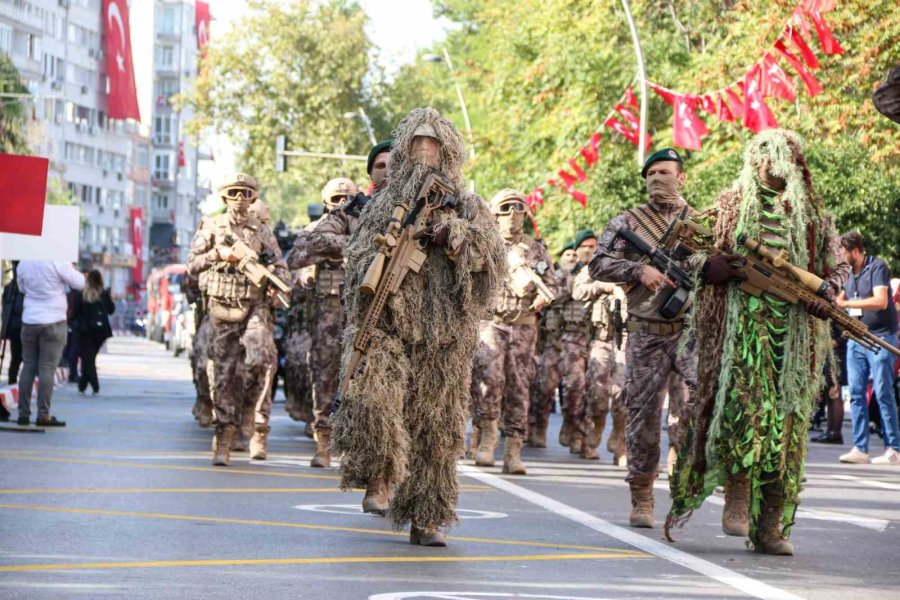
[576,244,595,265]
[226,197,252,220]
[497,212,525,239]
[646,172,682,205]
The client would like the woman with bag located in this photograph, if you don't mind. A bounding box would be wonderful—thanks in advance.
[74,270,114,396]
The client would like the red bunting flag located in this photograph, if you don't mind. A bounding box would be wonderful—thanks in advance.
[579,132,601,167]
[557,168,580,189]
[567,159,587,182]
[787,27,820,69]
[102,0,140,121]
[716,92,735,123]
[0,154,48,235]
[614,104,651,149]
[604,116,639,145]
[807,6,844,55]
[569,189,588,207]
[650,83,677,105]
[700,94,717,115]
[743,64,779,133]
[724,87,745,118]
[761,53,797,102]
[625,85,639,109]
[672,95,708,150]
[774,38,823,97]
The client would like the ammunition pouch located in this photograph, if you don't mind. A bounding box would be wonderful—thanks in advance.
[206,269,265,303]
[208,298,251,323]
[315,265,343,297]
[561,299,591,325]
[563,322,591,335]
[591,297,615,342]
[495,288,533,319]
[540,308,562,334]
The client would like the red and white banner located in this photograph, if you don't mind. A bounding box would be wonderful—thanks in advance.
[196,1,211,56]
[103,0,140,121]
[130,207,144,286]
[0,154,48,235]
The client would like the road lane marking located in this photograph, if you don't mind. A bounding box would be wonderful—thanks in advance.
[293,505,508,519]
[460,466,805,600]
[0,454,340,480]
[0,552,645,573]
[0,504,645,555]
[829,474,900,491]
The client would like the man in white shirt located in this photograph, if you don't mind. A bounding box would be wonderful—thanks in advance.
[15,260,84,426]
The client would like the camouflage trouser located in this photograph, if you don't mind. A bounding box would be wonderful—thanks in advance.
[529,341,562,429]
[560,330,591,436]
[310,297,342,433]
[665,372,690,450]
[284,328,312,422]
[208,303,277,428]
[585,337,624,421]
[622,328,696,482]
[472,320,537,438]
[191,315,212,415]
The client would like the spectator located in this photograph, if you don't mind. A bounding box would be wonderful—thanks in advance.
[73,270,115,396]
[1,261,25,386]
[63,281,84,383]
[15,260,85,427]
[837,232,899,465]
[811,323,847,444]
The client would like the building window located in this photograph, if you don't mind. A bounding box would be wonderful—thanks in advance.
[153,193,170,210]
[158,8,176,35]
[0,25,12,54]
[154,79,179,105]
[26,33,41,61]
[153,154,171,180]
[136,146,149,169]
[153,115,173,145]
[155,45,175,68]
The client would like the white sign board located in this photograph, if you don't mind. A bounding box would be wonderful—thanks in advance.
[0,205,80,262]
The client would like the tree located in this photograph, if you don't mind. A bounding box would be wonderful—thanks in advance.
[182,0,389,226]
[383,0,900,268]
[0,52,29,154]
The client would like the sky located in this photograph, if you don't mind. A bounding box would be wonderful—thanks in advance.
[130,0,451,201]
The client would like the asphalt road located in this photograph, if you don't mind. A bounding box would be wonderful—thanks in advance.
[0,336,897,600]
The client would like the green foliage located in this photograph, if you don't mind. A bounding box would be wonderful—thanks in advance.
[0,52,29,154]
[383,0,899,262]
[46,177,75,206]
[181,0,387,226]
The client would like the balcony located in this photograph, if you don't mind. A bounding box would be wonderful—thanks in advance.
[151,176,174,189]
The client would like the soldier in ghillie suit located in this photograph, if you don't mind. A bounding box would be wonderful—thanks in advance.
[527,241,576,449]
[187,174,289,466]
[471,189,560,475]
[666,130,849,556]
[331,108,505,546]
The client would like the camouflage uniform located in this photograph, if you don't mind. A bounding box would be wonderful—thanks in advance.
[184,271,213,427]
[187,174,289,465]
[589,197,700,484]
[527,290,564,446]
[284,226,316,428]
[557,265,592,450]
[572,266,626,461]
[471,233,560,469]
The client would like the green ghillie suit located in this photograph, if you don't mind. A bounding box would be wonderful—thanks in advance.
[666,130,849,551]
[331,107,506,533]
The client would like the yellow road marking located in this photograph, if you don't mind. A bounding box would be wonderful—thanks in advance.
[0,455,340,480]
[0,488,362,495]
[0,504,645,555]
[0,552,645,573]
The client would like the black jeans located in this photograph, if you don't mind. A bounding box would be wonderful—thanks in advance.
[77,334,104,394]
[5,334,22,385]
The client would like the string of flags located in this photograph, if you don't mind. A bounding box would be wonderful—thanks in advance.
[524,0,842,213]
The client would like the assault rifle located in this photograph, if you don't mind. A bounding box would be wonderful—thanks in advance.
[506,248,556,308]
[608,228,694,319]
[335,170,459,403]
[222,235,292,308]
[649,211,900,357]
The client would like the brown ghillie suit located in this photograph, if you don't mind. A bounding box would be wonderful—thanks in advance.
[331,108,506,532]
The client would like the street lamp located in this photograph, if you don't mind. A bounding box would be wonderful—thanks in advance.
[343,107,377,146]
[422,48,476,163]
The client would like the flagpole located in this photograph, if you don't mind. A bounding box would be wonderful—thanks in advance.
[621,0,647,165]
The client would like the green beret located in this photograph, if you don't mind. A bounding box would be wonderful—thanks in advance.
[574,229,596,248]
[641,147,683,178]
[557,241,576,256]
[367,140,392,175]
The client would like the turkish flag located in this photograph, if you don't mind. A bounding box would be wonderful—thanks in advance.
[672,95,708,151]
[0,154,48,235]
[716,92,735,123]
[761,54,797,102]
[807,7,844,55]
[557,168,580,189]
[178,141,186,167]
[196,0,211,69]
[103,0,140,121]
[569,189,588,207]
[787,27,820,69]
[700,94,717,115]
[579,132,601,167]
[775,38,823,97]
[724,87,745,119]
[625,85,639,109]
[650,83,676,105]
[604,116,639,145]
[567,159,587,182]
[743,65,779,133]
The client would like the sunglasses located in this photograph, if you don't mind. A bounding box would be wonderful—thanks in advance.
[224,187,257,200]
[496,201,527,215]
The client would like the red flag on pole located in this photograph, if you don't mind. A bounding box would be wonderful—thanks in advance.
[672,95,708,150]
[774,38,823,97]
[130,207,144,286]
[103,0,140,121]
[761,54,797,102]
[742,64,779,133]
[0,154,48,235]
[178,142,186,167]
[196,0,211,65]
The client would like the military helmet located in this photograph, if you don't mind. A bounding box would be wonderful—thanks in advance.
[219,172,259,202]
[489,188,530,216]
[321,177,359,208]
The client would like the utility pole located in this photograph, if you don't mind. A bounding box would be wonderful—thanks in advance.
[621,0,648,166]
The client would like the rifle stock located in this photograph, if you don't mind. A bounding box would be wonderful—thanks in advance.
[223,235,291,307]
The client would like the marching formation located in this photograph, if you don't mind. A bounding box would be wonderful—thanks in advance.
[182,108,896,555]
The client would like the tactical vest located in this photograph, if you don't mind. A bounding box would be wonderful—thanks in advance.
[206,269,264,303]
[314,263,343,298]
